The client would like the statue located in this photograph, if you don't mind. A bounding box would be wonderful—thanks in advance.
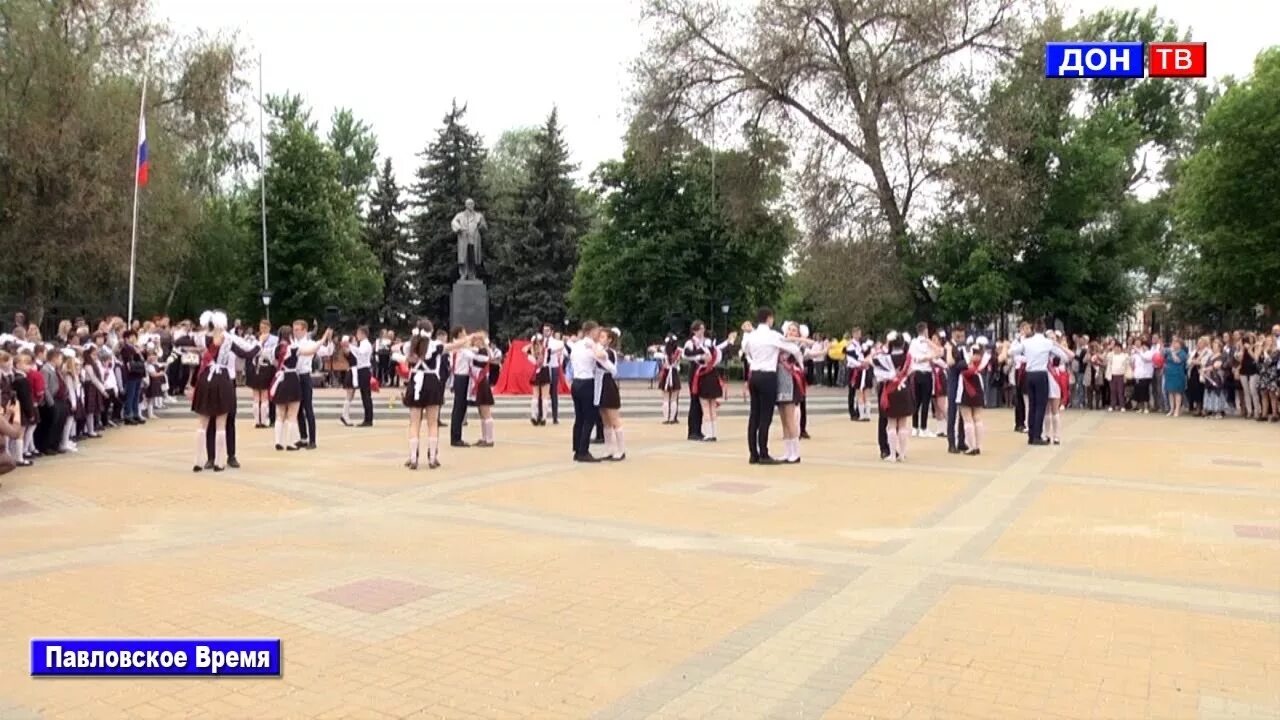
[450,198,487,281]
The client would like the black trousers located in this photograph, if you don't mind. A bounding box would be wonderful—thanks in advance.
[38,403,64,452]
[1026,371,1049,443]
[207,402,236,460]
[548,368,561,421]
[571,379,598,456]
[687,391,704,438]
[747,371,777,460]
[875,382,890,457]
[377,352,391,386]
[800,397,808,434]
[357,367,373,424]
[595,416,604,441]
[912,371,932,430]
[450,375,469,443]
[848,385,859,419]
[297,375,316,445]
[945,370,965,450]
[1014,381,1027,429]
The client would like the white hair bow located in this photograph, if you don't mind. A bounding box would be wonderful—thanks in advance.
[886,331,899,342]
[199,311,213,329]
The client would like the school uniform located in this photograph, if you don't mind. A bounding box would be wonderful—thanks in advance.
[352,338,374,425]
[403,341,446,408]
[597,348,621,410]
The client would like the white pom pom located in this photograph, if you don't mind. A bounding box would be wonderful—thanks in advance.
[966,335,974,345]
[211,312,228,330]
[886,331,899,342]
[199,311,213,328]
[902,332,912,343]
[612,327,622,338]
[800,324,810,339]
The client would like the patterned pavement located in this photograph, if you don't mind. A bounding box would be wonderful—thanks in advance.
[1,388,1277,719]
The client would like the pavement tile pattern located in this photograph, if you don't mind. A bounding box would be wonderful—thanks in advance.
[0,387,1277,719]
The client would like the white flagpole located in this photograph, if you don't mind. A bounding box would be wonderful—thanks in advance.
[127,54,149,326]
[259,53,270,321]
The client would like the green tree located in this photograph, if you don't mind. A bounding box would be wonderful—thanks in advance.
[495,109,587,339]
[262,94,380,323]
[571,116,790,341]
[407,101,490,324]
[923,9,1202,334]
[483,127,539,219]
[170,192,260,322]
[1174,47,1280,319]
[0,0,247,324]
[328,108,379,205]
[364,159,413,326]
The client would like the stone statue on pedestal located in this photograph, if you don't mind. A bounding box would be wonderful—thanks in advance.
[451,198,487,281]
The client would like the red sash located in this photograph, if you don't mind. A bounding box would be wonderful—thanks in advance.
[784,356,806,396]
[961,356,984,399]
[690,345,720,396]
[467,354,488,403]
[268,341,290,402]
[879,353,914,412]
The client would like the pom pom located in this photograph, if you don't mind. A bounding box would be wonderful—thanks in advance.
[977,336,990,346]
[199,311,213,329]
[886,331,899,342]
[211,312,228,330]
[966,335,974,345]
[611,327,622,338]
[800,324,810,339]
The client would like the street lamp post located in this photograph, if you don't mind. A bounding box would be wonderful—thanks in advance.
[261,290,272,323]
[721,299,730,337]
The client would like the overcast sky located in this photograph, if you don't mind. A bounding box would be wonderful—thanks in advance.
[154,0,1278,186]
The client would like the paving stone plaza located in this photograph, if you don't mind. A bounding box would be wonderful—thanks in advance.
[1,387,1277,719]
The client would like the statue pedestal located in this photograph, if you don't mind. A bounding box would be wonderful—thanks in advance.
[450,279,489,333]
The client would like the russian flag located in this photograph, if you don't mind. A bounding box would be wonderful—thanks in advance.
[136,111,149,187]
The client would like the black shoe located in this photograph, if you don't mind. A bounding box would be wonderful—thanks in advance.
[530,418,538,426]
[275,444,284,451]
[228,457,240,469]
[800,432,811,440]
[1014,425,1026,433]
[451,441,470,448]
[552,419,559,425]
[203,460,215,470]
[306,443,317,450]
[702,437,717,443]
[749,457,760,465]
[574,454,600,463]
[475,440,494,448]
[286,445,299,452]
[212,465,225,472]
[687,435,705,441]
[757,456,780,465]
[340,418,352,427]
[428,459,440,469]
[408,460,419,470]
[965,448,981,456]
[358,422,372,427]
[1029,439,1050,446]
[192,465,202,473]
[605,454,625,462]
[948,447,962,455]
[294,440,307,449]
[880,452,891,460]
[16,459,32,467]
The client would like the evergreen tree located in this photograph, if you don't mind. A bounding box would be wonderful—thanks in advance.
[407,101,490,325]
[263,94,381,323]
[363,159,412,326]
[496,109,586,338]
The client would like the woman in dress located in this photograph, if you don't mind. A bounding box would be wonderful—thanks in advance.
[1047,337,1071,445]
[245,319,277,429]
[270,325,332,452]
[401,321,476,469]
[775,322,810,464]
[526,333,552,426]
[594,327,626,461]
[881,332,916,463]
[654,334,682,425]
[82,348,108,438]
[958,337,991,456]
[189,311,261,472]
[336,335,359,426]
[1162,338,1189,417]
[690,329,737,443]
[467,332,497,448]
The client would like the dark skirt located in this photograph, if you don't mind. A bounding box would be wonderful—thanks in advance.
[658,367,681,392]
[471,379,495,407]
[83,385,104,418]
[849,366,874,390]
[885,383,915,419]
[1134,378,1151,403]
[961,378,985,408]
[403,371,444,408]
[192,371,236,417]
[338,367,355,390]
[533,367,551,387]
[599,375,621,410]
[693,369,722,400]
[245,362,276,391]
[146,376,166,399]
[271,372,301,406]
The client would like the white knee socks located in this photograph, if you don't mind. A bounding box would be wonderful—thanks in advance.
[482,419,494,444]
[341,397,352,423]
[530,395,540,420]
[194,430,206,466]
[427,437,439,462]
[274,419,284,446]
[23,425,36,453]
[408,437,419,463]
[604,427,616,456]
[975,421,985,450]
[660,398,670,422]
[214,432,226,467]
[613,427,626,457]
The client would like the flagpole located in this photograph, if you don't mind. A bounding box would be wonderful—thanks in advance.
[258,53,270,322]
[127,54,149,326]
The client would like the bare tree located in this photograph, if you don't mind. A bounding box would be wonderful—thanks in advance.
[636,0,1030,306]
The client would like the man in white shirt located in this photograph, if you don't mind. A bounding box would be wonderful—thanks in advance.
[1010,319,1072,445]
[292,320,332,449]
[907,322,937,437]
[740,307,802,464]
[352,326,375,426]
[541,324,565,424]
[568,322,605,462]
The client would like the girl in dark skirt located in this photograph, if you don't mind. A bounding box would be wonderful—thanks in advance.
[690,330,737,442]
[189,310,260,472]
[336,336,359,426]
[401,321,477,469]
[597,327,625,461]
[466,332,497,448]
[881,334,916,463]
[81,348,106,439]
[654,334,682,425]
[270,327,302,451]
[245,319,277,428]
[526,334,552,425]
[959,338,991,456]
